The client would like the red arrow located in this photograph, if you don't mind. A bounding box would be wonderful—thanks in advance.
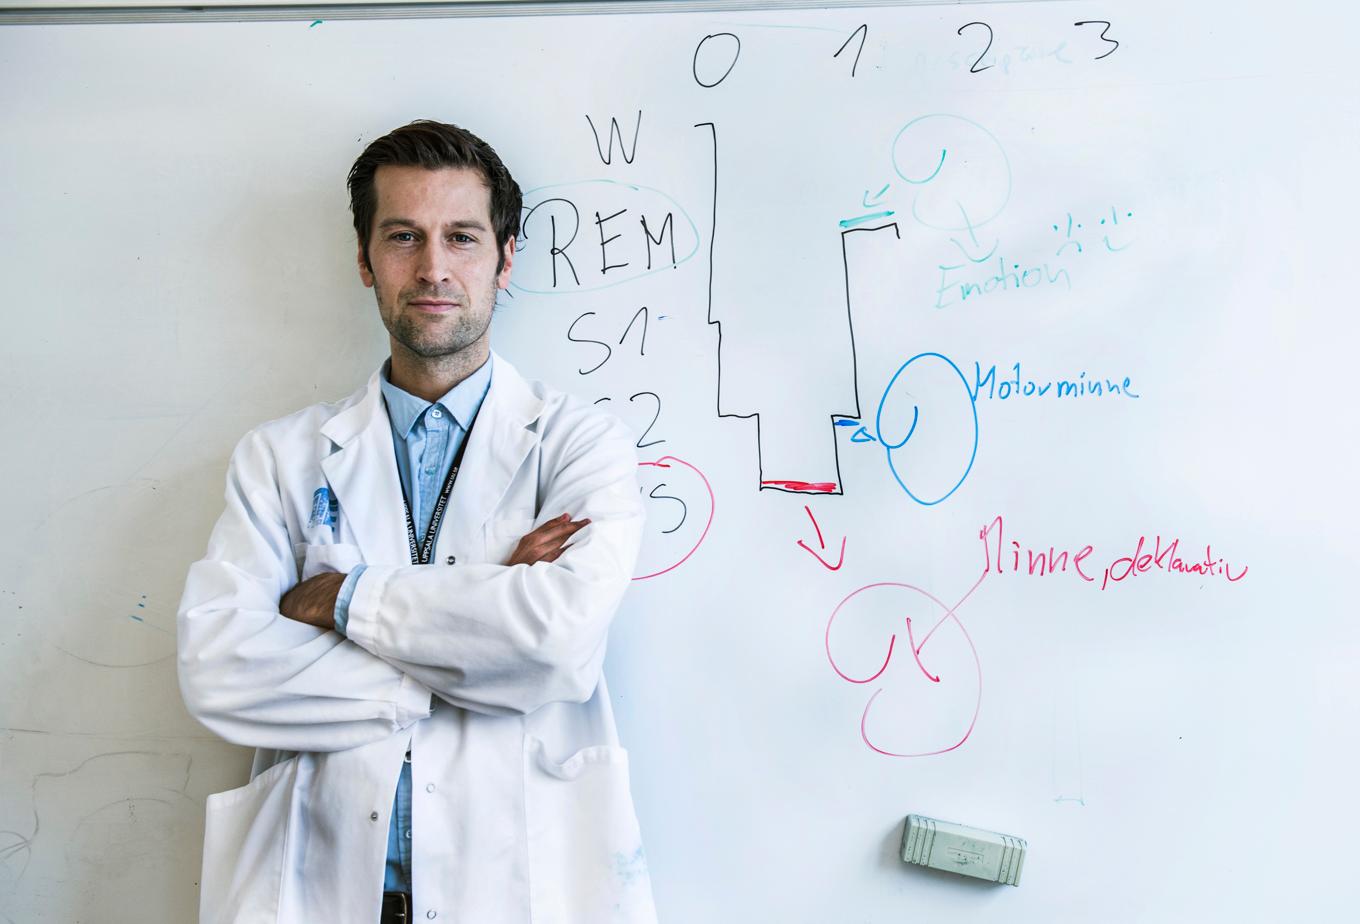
[797,505,846,571]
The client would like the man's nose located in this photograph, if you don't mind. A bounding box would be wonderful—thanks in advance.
[415,240,452,284]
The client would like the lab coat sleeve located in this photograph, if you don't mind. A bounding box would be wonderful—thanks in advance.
[342,404,644,716]
[177,427,433,751]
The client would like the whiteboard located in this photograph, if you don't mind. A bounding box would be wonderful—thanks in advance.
[2,2,1357,921]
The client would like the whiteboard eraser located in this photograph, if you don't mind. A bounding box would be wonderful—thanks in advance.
[900,814,1027,886]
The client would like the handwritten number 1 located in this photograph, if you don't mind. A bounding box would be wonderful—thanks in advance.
[957,21,993,73]
[834,24,868,77]
[1074,20,1119,59]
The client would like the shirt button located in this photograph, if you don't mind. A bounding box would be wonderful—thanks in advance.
[370,811,379,821]
[425,466,436,475]
[430,408,443,419]
[426,783,436,793]
[405,829,412,840]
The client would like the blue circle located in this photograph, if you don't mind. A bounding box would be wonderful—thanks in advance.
[874,352,980,506]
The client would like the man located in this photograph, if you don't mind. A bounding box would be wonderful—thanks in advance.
[178,121,657,924]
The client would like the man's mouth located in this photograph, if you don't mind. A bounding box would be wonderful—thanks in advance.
[408,299,457,312]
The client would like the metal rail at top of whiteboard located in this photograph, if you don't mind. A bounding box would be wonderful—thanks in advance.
[0,0,1071,27]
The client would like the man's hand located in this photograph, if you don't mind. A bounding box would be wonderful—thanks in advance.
[506,513,591,567]
[277,515,588,627]
[279,571,347,630]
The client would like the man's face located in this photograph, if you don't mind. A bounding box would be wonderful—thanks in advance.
[358,165,514,362]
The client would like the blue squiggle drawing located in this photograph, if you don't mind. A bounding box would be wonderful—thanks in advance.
[890,114,1012,232]
[875,352,979,506]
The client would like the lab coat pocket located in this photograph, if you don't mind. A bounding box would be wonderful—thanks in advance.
[295,542,365,581]
[487,515,536,565]
[524,737,657,924]
[200,754,304,924]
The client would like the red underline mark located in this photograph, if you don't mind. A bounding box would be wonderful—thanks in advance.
[762,479,838,493]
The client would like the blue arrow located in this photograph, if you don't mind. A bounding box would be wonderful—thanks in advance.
[863,183,891,208]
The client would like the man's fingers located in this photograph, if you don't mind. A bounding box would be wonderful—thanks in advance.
[523,516,590,547]
[278,571,344,629]
[507,515,592,566]
[528,514,589,537]
[525,528,586,560]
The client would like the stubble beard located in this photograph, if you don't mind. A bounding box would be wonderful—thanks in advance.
[378,283,495,361]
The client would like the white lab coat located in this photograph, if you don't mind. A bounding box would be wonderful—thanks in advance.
[178,354,658,924]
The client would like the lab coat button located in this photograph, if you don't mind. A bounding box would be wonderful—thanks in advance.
[370,811,379,821]
[426,783,436,793]
[427,912,437,920]
[445,555,455,565]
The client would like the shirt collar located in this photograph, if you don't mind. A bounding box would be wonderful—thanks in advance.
[379,354,494,438]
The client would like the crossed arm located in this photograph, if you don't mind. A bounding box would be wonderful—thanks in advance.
[177,411,643,753]
[277,514,592,631]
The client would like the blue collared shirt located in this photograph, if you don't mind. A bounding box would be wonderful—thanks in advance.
[333,355,493,892]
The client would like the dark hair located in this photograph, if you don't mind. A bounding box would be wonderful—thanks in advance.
[347,120,522,274]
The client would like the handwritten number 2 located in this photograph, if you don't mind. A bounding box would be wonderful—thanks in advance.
[1074,20,1119,59]
[595,393,664,449]
[630,392,665,449]
[957,22,993,74]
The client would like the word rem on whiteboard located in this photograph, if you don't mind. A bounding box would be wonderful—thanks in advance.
[900,815,1027,886]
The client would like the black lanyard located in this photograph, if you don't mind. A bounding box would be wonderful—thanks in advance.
[400,416,476,566]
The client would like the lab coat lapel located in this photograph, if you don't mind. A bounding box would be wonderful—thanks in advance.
[320,373,410,566]
[439,353,544,560]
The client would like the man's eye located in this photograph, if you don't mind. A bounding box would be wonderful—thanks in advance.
[391,232,416,242]
[450,233,474,244]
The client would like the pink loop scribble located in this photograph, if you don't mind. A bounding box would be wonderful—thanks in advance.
[825,573,986,757]
[633,456,715,581]
[903,617,940,683]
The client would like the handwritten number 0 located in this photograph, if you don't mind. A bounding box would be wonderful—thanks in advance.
[957,22,993,74]
[1074,20,1119,59]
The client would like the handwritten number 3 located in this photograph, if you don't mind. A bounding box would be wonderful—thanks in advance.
[1074,20,1119,59]
[957,22,993,74]
[959,20,1118,71]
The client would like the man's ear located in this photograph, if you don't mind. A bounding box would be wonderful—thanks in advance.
[357,245,374,288]
[496,236,515,289]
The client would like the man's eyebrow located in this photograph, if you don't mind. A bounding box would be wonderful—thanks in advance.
[376,218,490,232]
